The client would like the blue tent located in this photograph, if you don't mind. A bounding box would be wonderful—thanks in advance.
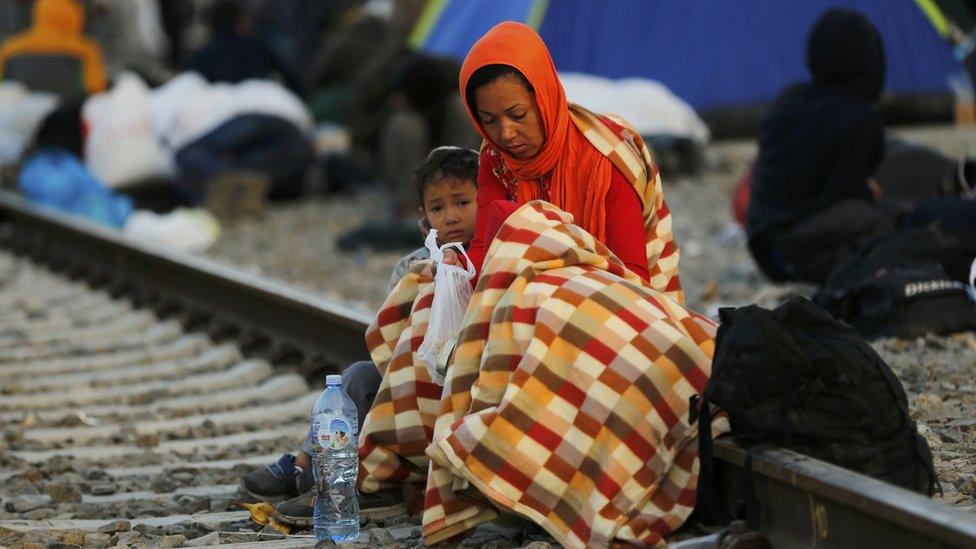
[410,0,962,110]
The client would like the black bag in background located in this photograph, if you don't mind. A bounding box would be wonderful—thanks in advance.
[824,223,976,285]
[815,224,976,339]
[817,261,976,339]
[693,297,936,523]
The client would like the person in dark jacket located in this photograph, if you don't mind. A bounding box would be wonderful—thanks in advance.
[185,1,305,97]
[746,8,893,283]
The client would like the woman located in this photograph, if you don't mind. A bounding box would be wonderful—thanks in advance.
[358,22,720,548]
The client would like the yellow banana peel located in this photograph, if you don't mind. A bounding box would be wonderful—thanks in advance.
[239,501,276,525]
[238,501,293,534]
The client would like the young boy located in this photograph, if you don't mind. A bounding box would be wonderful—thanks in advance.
[240,146,479,527]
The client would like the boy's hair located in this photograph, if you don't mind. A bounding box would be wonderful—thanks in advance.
[414,146,479,205]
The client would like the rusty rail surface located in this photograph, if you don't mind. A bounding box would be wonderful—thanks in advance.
[2,192,975,548]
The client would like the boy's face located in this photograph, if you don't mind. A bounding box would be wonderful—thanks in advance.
[421,177,478,246]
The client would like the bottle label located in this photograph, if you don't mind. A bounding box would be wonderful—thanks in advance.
[313,413,353,450]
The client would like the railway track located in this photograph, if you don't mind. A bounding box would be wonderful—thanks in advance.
[0,191,975,548]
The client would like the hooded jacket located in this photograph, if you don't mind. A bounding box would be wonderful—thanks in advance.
[747,8,886,241]
[0,0,107,98]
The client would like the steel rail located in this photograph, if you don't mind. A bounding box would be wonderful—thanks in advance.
[1,192,974,548]
[713,439,976,548]
[0,191,372,376]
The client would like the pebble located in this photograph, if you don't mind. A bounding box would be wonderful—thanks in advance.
[184,531,220,546]
[90,482,117,496]
[369,528,397,546]
[23,508,55,520]
[113,531,143,545]
[44,482,82,503]
[4,495,44,513]
[150,478,177,493]
[98,519,131,533]
[160,534,187,547]
[83,532,113,549]
[60,530,87,545]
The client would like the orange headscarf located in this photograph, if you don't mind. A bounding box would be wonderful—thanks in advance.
[459,21,612,242]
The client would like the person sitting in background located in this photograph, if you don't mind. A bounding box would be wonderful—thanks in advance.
[0,0,107,101]
[239,147,479,528]
[746,8,891,283]
[747,8,976,284]
[185,0,305,98]
[337,53,480,252]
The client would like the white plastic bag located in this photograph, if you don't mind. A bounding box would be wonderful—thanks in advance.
[123,208,220,253]
[417,229,476,385]
[83,72,173,188]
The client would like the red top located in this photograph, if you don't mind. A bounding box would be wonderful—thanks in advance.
[467,147,650,283]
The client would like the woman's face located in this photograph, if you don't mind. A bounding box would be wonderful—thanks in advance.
[473,75,545,159]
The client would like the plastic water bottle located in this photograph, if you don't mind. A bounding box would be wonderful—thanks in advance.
[311,374,360,541]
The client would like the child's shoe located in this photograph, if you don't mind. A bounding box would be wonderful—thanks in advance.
[240,453,301,502]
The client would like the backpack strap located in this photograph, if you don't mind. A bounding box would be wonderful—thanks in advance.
[691,395,730,525]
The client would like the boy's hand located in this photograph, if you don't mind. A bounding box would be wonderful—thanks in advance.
[419,249,460,279]
[442,249,460,266]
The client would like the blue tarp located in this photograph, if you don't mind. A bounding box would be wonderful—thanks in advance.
[414,0,961,110]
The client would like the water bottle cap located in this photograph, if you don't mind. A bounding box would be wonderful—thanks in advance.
[326,374,342,386]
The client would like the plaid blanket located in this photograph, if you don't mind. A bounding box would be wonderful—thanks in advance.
[358,261,438,494]
[421,202,720,547]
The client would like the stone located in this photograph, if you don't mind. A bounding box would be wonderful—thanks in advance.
[113,531,143,545]
[90,482,117,496]
[257,525,285,538]
[3,495,45,513]
[136,433,159,447]
[175,495,209,514]
[21,530,60,545]
[84,468,111,481]
[60,530,87,545]
[134,524,165,536]
[369,528,397,546]
[207,495,233,512]
[23,507,55,520]
[218,532,258,543]
[163,524,189,536]
[44,482,82,503]
[183,531,220,547]
[521,543,553,549]
[1,475,41,495]
[98,519,131,533]
[915,393,944,415]
[160,534,187,548]
[150,478,177,493]
[388,525,422,542]
[46,543,80,549]
[83,532,113,548]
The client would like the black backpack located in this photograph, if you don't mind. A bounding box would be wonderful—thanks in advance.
[693,297,936,523]
[815,225,976,339]
[817,261,976,339]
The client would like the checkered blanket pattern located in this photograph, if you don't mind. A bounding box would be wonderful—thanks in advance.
[569,104,683,305]
[358,108,710,546]
[421,202,720,547]
[358,262,440,494]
